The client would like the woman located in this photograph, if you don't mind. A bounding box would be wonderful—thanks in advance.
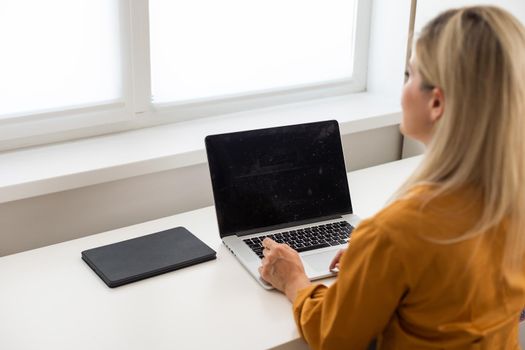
[259,6,525,349]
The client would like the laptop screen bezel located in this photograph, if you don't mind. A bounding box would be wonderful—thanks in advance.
[205,120,353,238]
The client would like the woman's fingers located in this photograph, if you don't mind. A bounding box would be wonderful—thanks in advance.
[262,238,276,258]
[259,239,277,282]
[329,249,343,270]
[262,237,277,249]
[329,248,346,270]
[259,238,305,290]
[258,263,271,282]
[264,238,343,272]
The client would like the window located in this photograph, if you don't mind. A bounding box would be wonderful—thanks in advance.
[0,0,122,118]
[0,0,371,149]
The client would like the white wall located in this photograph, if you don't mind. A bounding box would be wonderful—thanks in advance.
[367,0,412,98]
[415,0,525,32]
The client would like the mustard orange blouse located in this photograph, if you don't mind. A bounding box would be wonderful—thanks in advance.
[293,185,525,349]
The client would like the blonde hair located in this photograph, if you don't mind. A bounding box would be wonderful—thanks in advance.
[397,6,525,269]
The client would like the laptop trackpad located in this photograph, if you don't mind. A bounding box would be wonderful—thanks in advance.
[302,250,336,272]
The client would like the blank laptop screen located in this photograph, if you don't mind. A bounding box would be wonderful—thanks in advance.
[205,120,353,238]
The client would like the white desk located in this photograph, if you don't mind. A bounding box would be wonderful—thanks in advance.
[0,156,421,350]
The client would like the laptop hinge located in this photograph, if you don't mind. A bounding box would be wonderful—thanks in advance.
[230,214,346,238]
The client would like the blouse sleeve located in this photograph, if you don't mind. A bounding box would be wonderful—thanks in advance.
[292,219,410,350]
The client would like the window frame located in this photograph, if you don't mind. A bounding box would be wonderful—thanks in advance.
[136,0,373,122]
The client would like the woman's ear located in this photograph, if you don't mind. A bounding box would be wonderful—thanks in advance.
[429,87,445,123]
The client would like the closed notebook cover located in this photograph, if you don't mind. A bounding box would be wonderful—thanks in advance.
[81,227,216,288]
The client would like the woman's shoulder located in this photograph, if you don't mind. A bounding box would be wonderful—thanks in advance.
[361,184,483,243]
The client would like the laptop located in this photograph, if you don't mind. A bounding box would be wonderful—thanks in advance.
[205,120,360,289]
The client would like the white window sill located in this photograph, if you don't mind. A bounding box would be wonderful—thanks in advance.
[0,92,401,204]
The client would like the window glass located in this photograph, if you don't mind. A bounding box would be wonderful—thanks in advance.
[150,0,357,104]
[0,0,121,118]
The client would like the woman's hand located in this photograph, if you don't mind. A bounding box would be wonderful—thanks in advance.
[329,248,347,271]
[258,238,311,301]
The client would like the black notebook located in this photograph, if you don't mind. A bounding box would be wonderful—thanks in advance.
[81,227,216,288]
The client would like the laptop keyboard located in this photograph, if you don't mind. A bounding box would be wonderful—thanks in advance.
[242,221,353,259]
